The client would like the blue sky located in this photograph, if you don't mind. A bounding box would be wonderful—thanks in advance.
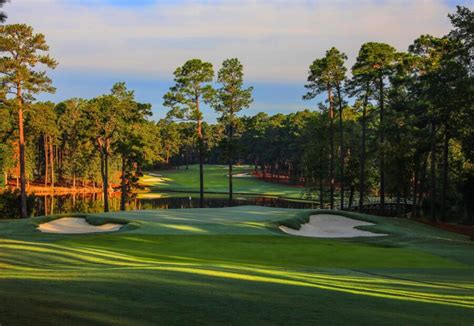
[40,70,311,121]
[6,0,468,121]
[91,0,470,7]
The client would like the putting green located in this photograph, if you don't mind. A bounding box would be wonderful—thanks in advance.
[0,207,473,325]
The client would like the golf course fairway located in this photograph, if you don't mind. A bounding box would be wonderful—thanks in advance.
[140,165,306,199]
[0,207,473,325]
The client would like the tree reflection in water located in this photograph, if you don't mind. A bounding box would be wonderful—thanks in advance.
[32,193,317,217]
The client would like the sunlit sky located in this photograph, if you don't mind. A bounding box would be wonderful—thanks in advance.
[5,0,470,121]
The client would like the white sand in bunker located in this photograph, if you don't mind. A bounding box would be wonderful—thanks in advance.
[38,217,122,234]
[279,214,387,238]
[228,173,253,178]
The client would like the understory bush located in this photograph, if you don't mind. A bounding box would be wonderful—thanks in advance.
[0,189,35,219]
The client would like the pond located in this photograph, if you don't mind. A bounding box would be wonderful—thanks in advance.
[31,192,318,217]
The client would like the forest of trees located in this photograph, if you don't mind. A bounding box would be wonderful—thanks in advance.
[0,6,473,222]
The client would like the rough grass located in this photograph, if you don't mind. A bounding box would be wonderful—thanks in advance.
[141,164,306,199]
[0,207,473,325]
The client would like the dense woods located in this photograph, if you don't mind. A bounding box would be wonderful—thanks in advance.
[0,6,473,222]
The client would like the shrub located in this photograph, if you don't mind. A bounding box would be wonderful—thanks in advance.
[0,189,35,219]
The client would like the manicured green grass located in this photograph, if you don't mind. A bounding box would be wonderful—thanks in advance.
[141,164,306,199]
[0,207,473,325]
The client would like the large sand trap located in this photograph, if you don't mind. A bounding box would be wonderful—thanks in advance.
[279,214,386,238]
[38,217,122,234]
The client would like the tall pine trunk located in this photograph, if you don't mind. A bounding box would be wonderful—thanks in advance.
[396,191,401,217]
[441,121,449,221]
[105,143,110,212]
[99,140,110,213]
[44,133,49,186]
[429,120,436,221]
[328,86,335,210]
[412,151,420,217]
[319,147,324,208]
[196,96,204,208]
[359,83,369,211]
[379,76,385,209]
[120,154,126,211]
[349,185,355,208]
[17,85,27,218]
[185,146,189,170]
[228,114,234,206]
[418,155,428,217]
[50,136,54,189]
[336,85,345,209]
[228,162,233,205]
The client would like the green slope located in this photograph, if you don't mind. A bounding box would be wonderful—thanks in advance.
[0,207,473,325]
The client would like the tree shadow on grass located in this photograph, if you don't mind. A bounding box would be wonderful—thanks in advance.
[1,264,473,325]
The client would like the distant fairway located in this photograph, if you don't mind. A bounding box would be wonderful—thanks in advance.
[1,207,473,325]
[141,164,306,199]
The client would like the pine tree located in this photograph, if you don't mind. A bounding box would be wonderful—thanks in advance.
[164,59,214,208]
[0,24,57,217]
[304,47,346,209]
[213,58,253,205]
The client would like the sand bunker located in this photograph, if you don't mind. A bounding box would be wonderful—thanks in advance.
[279,214,386,238]
[228,173,253,178]
[38,217,122,234]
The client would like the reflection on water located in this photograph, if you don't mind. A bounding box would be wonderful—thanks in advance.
[33,193,317,217]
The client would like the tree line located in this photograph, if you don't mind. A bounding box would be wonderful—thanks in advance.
[0,22,254,216]
[1,6,473,222]
[159,6,473,222]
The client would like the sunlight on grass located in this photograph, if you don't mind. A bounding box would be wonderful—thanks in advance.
[140,174,173,186]
[156,224,209,233]
[136,193,164,199]
[139,165,305,198]
[237,222,268,229]
[2,262,472,309]
[1,239,473,309]
[1,206,473,326]
[150,266,474,309]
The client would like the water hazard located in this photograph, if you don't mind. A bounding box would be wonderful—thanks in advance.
[31,192,317,217]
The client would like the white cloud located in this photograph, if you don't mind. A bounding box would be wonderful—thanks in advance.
[6,0,453,82]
